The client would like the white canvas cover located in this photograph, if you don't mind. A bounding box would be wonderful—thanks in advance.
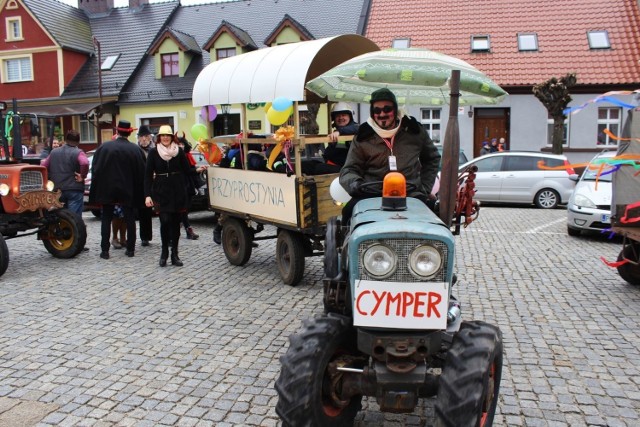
[192,34,380,106]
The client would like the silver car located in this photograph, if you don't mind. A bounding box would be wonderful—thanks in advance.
[566,151,615,236]
[459,151,577,209]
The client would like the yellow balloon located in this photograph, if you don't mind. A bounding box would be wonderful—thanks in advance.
[264,102,272,113]
[267,107,291,126]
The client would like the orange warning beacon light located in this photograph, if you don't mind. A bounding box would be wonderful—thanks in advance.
[382,172,407,211]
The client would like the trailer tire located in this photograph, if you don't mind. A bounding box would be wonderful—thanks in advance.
[42,209,87,259]
[324,217,340,279]
[277,229,305,286]
[617,244,640,286]
[276,314,363,426]
[435,321,503,427]
[0,234,9,277]
[222,217,252,266]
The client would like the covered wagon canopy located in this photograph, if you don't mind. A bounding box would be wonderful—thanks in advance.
[192,34,380,107]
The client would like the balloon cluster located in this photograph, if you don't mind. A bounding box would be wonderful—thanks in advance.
[266,97,293,126]
[190,123,222,164]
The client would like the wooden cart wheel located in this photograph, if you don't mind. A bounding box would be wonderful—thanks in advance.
[222,217,252,266]
[617,244,640,286]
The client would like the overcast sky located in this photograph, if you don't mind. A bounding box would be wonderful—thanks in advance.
[58,0,221,7]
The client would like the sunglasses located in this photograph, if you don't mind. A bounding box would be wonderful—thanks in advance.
[373,105,394,115]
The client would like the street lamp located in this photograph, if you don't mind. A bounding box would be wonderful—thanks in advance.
[221,104,230,135]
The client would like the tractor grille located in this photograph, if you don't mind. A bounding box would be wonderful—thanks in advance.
[357,239,448,282]
[20,170,44,193]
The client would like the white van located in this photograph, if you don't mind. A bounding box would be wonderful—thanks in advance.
[566,151,615,236]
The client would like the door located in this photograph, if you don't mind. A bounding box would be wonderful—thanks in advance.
[467,155,505,201]
[500,155,539,202]
[472,108,509,157]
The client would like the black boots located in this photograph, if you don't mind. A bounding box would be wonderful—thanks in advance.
[159,246,168,267]
[213,225,222,245]
[171,246,183,267]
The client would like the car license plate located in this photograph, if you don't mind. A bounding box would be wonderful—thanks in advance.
[353,280,448,330]
[601,214,611,223]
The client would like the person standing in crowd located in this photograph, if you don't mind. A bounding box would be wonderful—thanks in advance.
[40,137,61,159]
[479,141,491,156]
[89,120,146,260]
[498,137,507,151]
[339,88,440,223]
[323,102,359,170]
[137,125,155,246]
[176,134,201,240]
[489,137,499,152]
[144,125,205,267]
[41,130,89,217]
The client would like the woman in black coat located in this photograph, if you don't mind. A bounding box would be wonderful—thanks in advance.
[144,125,205,267]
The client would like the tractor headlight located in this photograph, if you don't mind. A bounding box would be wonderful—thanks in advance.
[0,183,9,196]
[46,180,55,191]
[362,243,396,279]
[408,245,442,279]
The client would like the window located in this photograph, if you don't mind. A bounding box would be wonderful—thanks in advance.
[588,30,610,49]
[420,108,441,143]
[505,156,537,171]
[392,38,411,49]
[216,48,236,61]
[473,156,503,173]
[5,17,22,41]
[471,35,490,52]
[161,53,179,77]
[101,54,120,71]
[80,119,96,144]
[546,116,569,146]
[2,56,32,82]
[597,107,621,146]
[518,33,538,51]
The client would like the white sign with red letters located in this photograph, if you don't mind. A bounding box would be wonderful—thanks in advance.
[353,280,449,330]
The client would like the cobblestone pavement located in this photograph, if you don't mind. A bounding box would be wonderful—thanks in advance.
[0,207,638,426]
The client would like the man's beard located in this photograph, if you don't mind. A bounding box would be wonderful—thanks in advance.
[376,116,395,130]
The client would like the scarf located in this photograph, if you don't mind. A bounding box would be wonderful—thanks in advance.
[157,142,179,161]
[366,109,406,139]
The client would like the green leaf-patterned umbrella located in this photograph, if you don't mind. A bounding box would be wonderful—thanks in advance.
[305,48,506,106]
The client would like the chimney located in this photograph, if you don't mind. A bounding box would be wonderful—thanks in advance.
[78,0,115,14]
[129,0,150,8]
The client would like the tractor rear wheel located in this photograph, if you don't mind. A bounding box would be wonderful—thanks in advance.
[435,321,503,427]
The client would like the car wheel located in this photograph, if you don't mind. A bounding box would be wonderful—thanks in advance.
[567,226,581,237]
[534,188,559,209]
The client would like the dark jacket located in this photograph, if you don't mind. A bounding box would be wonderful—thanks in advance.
[144,147,196,213]
[89,137,146,207]
[323,121,359,167]
[45,145,87,192]
[340,115,441,198]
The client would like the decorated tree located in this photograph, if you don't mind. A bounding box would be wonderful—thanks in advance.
[532,73,577,154]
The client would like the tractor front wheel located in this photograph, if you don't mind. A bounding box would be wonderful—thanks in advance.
[276,314,364,426]
[42,209,87,259]
[435,321,503,427]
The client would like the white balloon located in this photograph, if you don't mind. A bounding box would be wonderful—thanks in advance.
[330,178,351,203]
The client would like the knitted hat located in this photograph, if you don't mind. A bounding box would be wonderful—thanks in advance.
[369,88,398,117]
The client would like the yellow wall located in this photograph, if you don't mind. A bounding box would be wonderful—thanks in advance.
[209,33,239,60]
[154,38,192,78]
[273,27,301,45]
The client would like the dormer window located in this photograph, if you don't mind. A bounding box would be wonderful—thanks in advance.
[161,53,179,77]
[588,30,610,49]
[5,17,23,41]
[216,48,236,61]
[518,33,538,51]
[471,35,490,52]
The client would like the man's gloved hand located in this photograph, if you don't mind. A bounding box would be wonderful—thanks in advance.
[348,180,364,197]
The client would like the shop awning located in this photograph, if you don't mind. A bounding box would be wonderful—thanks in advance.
[12,102,103,117]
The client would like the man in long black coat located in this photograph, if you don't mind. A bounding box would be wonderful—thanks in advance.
[89,120,146,259]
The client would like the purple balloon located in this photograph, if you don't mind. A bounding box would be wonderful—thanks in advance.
[208,105,218,121]
[200,106,208,121]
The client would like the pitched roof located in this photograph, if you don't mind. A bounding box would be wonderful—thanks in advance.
[23,0,93,54]
[364,0,640,89]
[263,13,314,45]
[61,1,179,100]
[149,27,202,55]
[203,20,258,51]
[120,0,369,104]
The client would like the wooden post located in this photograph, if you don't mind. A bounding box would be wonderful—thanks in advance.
[438,70,461,228]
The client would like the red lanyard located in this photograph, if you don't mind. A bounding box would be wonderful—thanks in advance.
[382,135,395,155]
